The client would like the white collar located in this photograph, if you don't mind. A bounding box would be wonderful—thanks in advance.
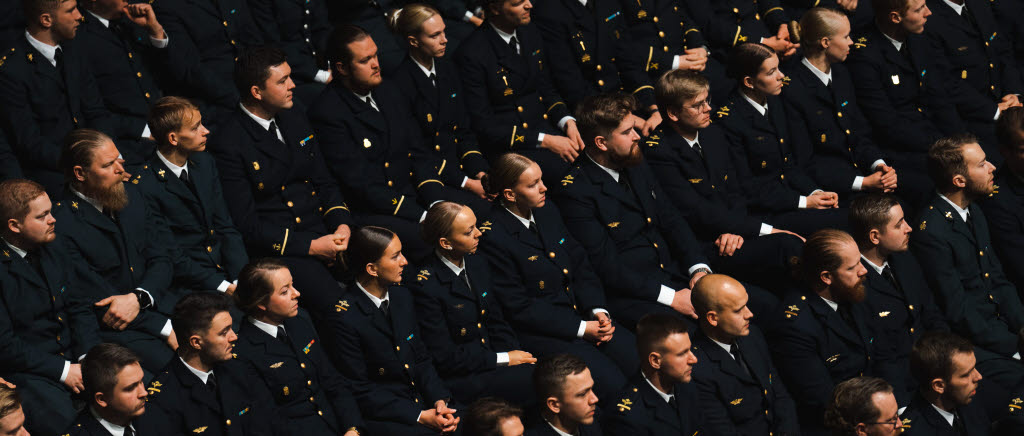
[25,31,59,67]
[156,150,189,178]
[641,371,674,403]
[682,131,701,149]
[352,90,374,103]
[881,31,903,52]
[239,103,277,132]
[356,281,389,309]
[585,152,621,182]
[2,239,26,259]
[179,356,214,384]
[741,92,768,116]
[248,317,283,338]
[801,57,833,87]
[69,187,105,213]
[860,254,889,275]
[931,403,956,426]
[543,418,576,436]
[504,206,536,230]
[89,407,134,436]
[820,296,840,311]
[414,58,436,79]
[87,10,111,28]
[937,193,970,222]
[489,23,518,45]
[709,336,734,355]
[942,0,965,15]
[438,252,465,276]
[578,0,588,7]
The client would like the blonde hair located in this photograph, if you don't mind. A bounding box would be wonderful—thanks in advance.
[387,4,440,39]
[800,7,848,55]
[481,153,535,203]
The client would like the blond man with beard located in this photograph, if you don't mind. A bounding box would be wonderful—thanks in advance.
[54,129,182,376]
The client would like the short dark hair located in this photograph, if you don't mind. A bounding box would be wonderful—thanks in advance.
[82,343,141,399]
[22,0,66,21]
[911,331,974,386]
[172,292,234,349]
[327,24,371,70]
[927,134,978,191]
[234,258,290,315]
[234,46,289,105]
[463,397,524,436]
[636,313,690,360]
[59,129,114,183]
[872,0,914,16]
[823,377,894,436]
[997,106,1024,149]
[346,226,397,276]
[534,354,589,402]
[575,93,637,149]
[0,179,46,227]
[794,229,855,290]
[848,194,901,247]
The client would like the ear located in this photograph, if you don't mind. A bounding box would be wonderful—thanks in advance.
[648,351,662,370]
[250,85,263,103]
[820,36,831,51]
[854,422,870,436]
[868,228,882,246]
[407,34,420,48]
[73,165,87,183]
[188,334,203,351]
[931,377,946,395]
[439,236,453,251]
[545,396,561,415]
[365,262,379,278]
[741,76,756,90]
[594,135,609,152]
[706,310,720,328]
[952,174,967,189]
[820,270,833,287]
[39,13,54,29]
[256,303,268,313]
[333,61,348,77]
[7,218,21,235]
[94,391,108,409]
[665,107,681,123]
[889,11,903,25]
[167,131,180,147]
[501,188,516,205]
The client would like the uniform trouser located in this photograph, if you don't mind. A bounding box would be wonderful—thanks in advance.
[10,374,76,436]
[519,325,638,401]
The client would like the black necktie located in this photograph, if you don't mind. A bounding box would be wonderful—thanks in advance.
[123,425,135,436]
[428,73,437,87]
[206,372,217,390]
[509,36,519,54]
[268,120,283,143]
[458,270,472,291]
[730,343,752,377]
[617,170,631,192]
[179,169,199,197]
[528,221,539,235]
[24,251,43,279]
[102,208,117,222]
[380,300,390,319]
[962,7,978,31]
[692,142,705,159]
[54,47,65,78]
[667,396,677,411]
[881,265,901,291]
[953,411,967,435]
[838,304,857,332]
[965,212,979,239]
[277,326,290,346]
[365,94,379,111]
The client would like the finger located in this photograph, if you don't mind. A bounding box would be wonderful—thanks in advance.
[95,297,112,307]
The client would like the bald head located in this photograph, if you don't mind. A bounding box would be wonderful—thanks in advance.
[692,274,753,341]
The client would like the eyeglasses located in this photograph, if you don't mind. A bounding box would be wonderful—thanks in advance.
[866,417,901,431]
[686,98,712,112]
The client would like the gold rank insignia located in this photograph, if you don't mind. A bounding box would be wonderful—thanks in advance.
[761,161,767,168]
[853,37,866,49]
[648,62,658,70]
[157,169,166,178]
[426,113,432,123]
[252,161,260,171]
[528,255,539,261]
[716,105,730,118]
[826,354,840,363]
[417,269,430,281]
[738,34,748,42]
[607,222,620,228]
[688,178,702,184]
[335,300,349,312]
[514,134,525,143]
[945,211,953,219]
[270,362,283,368]
[460,328,467,336]
[363,138,371,148]
[730,398,743,405]
[617,398,633,412]
[282,386,290,396]
[901,418,911,429]
[878,311,890,317]
[538,281,545,290]
[71,201,78,209]
[785,305,799,318]
[1,251,7,258]
[820,134,827,143]
[1010,398,1023,412]
[147,381,162,395]
[637,9,646,19]
[919,221,927,230]
[26,53,32,62]
[192,427,207,433]
[561,175,574,186]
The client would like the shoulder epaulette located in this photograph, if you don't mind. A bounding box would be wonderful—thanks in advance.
[716,105,730,118]
[560,174,575,187]
[615,388,638,413]
[416,269,430,282]
[335,299,350,312]
[854,36,867,49]
[478,220,492,233]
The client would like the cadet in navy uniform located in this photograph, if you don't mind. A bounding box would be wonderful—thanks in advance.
[718,42,851,235]
[389,6,492,217]
[54,129,180,374]
[328,227,460,434]
[232,259,363,436]
[146,293,276,436]
[822,377,905,436]
[139,97,247,295]
[152,0,263,127]
[899,332,991,436]
[912,135,1024,395]
[211,47,353,322]
[463,397,526,436]
[523,354,602,436]
[0,179,101,435]
[924,0,1023,166]
[604,313,703,436]
[455,0,585,187]
[847,0,966,172]
[768,230,875,436]
[980,108,1024,292]
[690,275,800,436]
[411,202,536,405]
[247,0,333,105]
[850,194,949,405]
[552,94,710,329]
[310,26,450,263]
[645,69,803,302]
[77,1,168,166]
[478,153,638,401]
[687,0,796,63]
[66,344,165,436]
[0,0,120,196]
[782,0,875,32]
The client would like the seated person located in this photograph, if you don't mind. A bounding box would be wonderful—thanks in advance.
[646,69,803,293]
[552,93,710,329]
[66,343,164,436]
[54,129,179,374]
[140,96,247,294]
[146,293,275,436]
[309,25,453,262]
[718,42,849,235]
[328,226,459,435]
[899,332,990,436]
[0,382,28,436]
[410,202,536,405]
[980,107,1024,292]
[850,193,949,405]
[463,397,525,436]
[211,46,353,323]
[247,0,333,104]
[232,259,363,436]
[688,0,797,63]
[690,275,800,436]
[523,354,601,436]
[783,7,931,210]
[768,229,875,435]
[823,377,904,436]
[389,5,491,217]
[912,134,1024,392]
[0,179,100,435]
[604,313,704,436]
[479,153,638,400]
[846,0,965,172]
[455,0,585,187]
[783,0,875,32]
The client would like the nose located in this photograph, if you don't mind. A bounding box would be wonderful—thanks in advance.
[228,329,238,341]
[524,0,532,9]
[399,254,409,267]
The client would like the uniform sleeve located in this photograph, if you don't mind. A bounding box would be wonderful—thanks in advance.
[408,278,498,375]
[534,11,591,107]
[981,193,1024,294]
[0,285,68,381]
[456,48,542,150]
[153,1,239,107]
[721,119,802,212]
[137,194,176,296]
[769,319,838,411]
[207,161,250,279]
[0,65,62,171]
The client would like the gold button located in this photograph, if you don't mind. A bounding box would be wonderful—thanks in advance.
[480,338,486,344]
[653,242,659,248]
[548,252,556,258]
[477,323,482,328]
[658,31,665,38]
[311,191,316,196]
[653,16,658,22]
[396,346,400,350]
[295,217,301,223]
[307,380,312,385]
[415,398,419,403]
[562,268,569,275]
[660,263,665,269]
[222,21,228,26]
[517,106,524,112]
[145,92,151,98]
[309,397,314,402]
[404,364,410,369]
[837,112,843,118]
[910,327,915,333]
[985,273,990,278]
[647,217,652,223]
[206,246,212,252]
[663,46,669,52]
[435,145,441,151]
[226,420,232,426]
[990,63,995,68]
[980,251,984,256]
[598,80,604,86]
[318,411,323,416]
[522,123,529,128]
[908,305,914,310]
[230,40,236,45]
[596,64,602,71]
[845,129,851,134]
[733,7,739,13]
[384,162,390,168]
[387,181,393,187]
[543,114,548,119]
[481,310,486,315]
[300,363,306,369]
[287,201,294,207]
[780,174,785,180]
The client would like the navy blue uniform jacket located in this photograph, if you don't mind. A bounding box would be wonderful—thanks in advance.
[604,372,702,436]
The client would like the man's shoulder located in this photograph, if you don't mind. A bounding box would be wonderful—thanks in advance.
[0,41,33,77]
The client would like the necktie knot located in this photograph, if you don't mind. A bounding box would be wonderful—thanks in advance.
[268,120,284,143]
[509,36,519,54]
[380,299,390,318]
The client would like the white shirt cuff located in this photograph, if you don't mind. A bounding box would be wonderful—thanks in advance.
[759,223,773,236]
[1014,352,1021,360]
[576,321,587,338]
[141,124,151,139]
[496,352,509,365]
[591,308,609,317]
[852,176,865,191]
[59,360,71,383]
[671,55,680,70]
[536,133,545,148]
[315,69,331,84]
[995,108,1002,121]
[798,195,808,209]
[150,35,169,48]
[557,116,575,132]
[658,285,676,306]
[217,280,232,293]
[688,263,711,275]
[160,320,173,339]
[463,10,475,22]
[460,176,469,188]
[870,159,886,171]
[417,410,424,424]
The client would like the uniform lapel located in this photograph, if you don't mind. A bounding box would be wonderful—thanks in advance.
[4,253,45,288]
[582,158,640,211]
[173,359,222,412]
[640,381,681,430]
